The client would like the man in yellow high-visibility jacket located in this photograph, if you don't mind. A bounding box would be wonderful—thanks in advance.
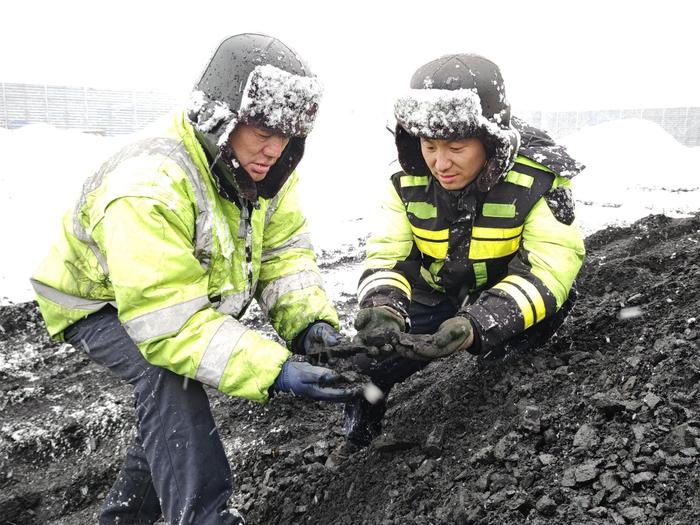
[330,53,585,464]
[31,34,362,525]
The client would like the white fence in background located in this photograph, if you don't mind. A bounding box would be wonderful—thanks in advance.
[519,107,700,146]
[2,82,699,146]
[1,82,178,135]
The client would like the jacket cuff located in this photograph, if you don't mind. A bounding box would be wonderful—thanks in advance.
[360,292,410,326]
[458,304,500,354]
[291,321,321,355]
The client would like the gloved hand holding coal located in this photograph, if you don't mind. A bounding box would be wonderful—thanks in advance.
[391,316,474,361]
[353,306,406,352]
[431,316,474,355]
[298,321,342,365]
[272,360,366,402]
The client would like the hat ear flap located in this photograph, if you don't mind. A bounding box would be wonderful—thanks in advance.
[256,138,305,199]
[395,125,431,177]
[476,157,503,192]
[476,126,521,192]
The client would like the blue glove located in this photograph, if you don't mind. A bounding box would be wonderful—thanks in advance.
[300,322,341,354]
[273,360,360,402]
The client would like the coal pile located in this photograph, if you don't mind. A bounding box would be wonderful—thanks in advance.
[1,212,699,524]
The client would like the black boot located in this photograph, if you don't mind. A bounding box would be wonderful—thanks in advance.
[343,396,387,447]
[326,396,387,468]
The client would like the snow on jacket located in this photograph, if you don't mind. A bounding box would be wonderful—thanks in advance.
[31,111,338,402]
[358,120,585,352]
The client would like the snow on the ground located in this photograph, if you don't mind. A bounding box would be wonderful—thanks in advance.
[0,125,129,304]
[1,118,698,304]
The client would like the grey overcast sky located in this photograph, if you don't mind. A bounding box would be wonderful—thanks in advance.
[2,0,698,112]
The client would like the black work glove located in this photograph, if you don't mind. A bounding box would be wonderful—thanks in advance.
[272,360,362,402]
[300,321,341,354]
[354,306,405,345]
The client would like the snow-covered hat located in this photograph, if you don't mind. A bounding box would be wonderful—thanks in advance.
[394,54,521,192]
[187,33,323,201]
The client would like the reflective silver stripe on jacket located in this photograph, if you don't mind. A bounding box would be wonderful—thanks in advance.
[258,270,324,315]
[217,282,257,318]
[88,244,110,275]
[195,317,248,388]
[261,233,314,262]
[30,279,113,312]
[123,295,210,344]
[71,137,215,271]
[264,193,280,228]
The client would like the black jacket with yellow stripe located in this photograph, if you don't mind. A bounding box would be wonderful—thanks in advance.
[358,127,585,352]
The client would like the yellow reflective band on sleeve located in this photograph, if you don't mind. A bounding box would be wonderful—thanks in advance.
[502,275,546,323]
[358,270,412,303]
[492,282,535,329]
[400,175,430,187]
[505,171,534,188]
[468,237,520,260]
[472,225,524,239]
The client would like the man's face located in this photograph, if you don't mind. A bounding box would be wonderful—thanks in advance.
[228,123,290,182]
[420,137,487,191]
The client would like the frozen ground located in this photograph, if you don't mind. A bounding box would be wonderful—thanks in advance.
[1,212,699,524]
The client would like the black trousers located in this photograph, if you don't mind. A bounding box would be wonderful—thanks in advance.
[64,306,242,525]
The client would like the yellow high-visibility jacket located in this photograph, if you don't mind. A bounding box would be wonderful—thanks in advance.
[358,152,585,352]
[32,111,338,402]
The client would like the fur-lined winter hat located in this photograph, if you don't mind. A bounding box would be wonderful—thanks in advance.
[187,33,323,201]
[394,54,520,192]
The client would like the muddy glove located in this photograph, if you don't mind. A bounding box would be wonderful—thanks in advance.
[354,306,405,345]
[431,316,474,356]
[300,322,341,354]
[392,317,474,360]
[272,360,361,402]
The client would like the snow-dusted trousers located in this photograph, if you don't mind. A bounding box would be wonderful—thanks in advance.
[344,288,577,446]
[64,305,241,525]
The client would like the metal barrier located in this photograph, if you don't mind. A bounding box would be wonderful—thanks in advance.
[1,82,178,135]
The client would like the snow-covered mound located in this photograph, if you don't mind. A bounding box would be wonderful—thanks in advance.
[561,119,700,235]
